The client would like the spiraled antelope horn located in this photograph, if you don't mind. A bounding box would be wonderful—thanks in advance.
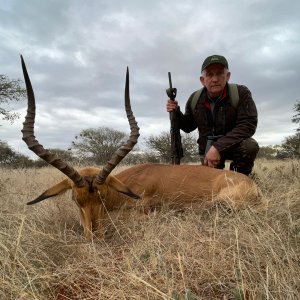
[95,67,140,184]
[20,55,85,187]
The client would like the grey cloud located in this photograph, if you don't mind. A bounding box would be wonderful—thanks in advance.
[1,0,300,156]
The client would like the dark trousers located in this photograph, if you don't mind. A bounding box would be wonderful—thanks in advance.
[217,138,259,175]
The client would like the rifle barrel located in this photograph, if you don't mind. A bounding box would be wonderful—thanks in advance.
[168,72,173,90]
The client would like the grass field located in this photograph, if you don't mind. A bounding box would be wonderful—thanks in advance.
[0,159,299,299]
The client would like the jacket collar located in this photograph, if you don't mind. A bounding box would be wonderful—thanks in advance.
[203,85,228,109]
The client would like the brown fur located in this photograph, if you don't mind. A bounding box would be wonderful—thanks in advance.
[117,164,260,210]
[30,164,260,240]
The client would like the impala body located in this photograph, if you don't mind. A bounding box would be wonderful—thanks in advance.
[116,163,259,211]
[20,56,259,241]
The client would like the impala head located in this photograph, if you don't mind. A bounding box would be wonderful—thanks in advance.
[21,55,140,240]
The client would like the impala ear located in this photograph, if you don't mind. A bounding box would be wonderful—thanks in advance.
[27,179,72,205]
[105,175,140,200]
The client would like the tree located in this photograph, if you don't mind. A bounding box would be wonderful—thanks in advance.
[71,127,127,165]
[49,148,77,163]
[145,131,199,163]
[292,99,300,132]
[146,131,171,163]
[0,140,33,167]
[280,100,300,158]
[281,133,300,158]
[0,75,26,123]
[123,151,160,165]
[182,133,200,162]
[0,140,17,164]
[256,146,277,159]
[32,148,79,167]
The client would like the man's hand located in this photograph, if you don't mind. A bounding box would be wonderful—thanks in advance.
[166,99,178,112]
[203,145,221,168]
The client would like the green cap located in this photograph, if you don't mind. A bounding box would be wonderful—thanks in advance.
[201,55,229,72]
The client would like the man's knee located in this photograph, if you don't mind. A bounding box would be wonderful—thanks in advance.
[222,138,259,161]
[241,138,259,160]
[228,138,259,175]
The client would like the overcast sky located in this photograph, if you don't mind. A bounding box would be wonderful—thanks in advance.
[1,0,299,158]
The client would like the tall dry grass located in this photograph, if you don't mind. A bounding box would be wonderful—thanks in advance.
[0,159,299,299]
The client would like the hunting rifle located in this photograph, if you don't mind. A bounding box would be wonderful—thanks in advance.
[166,72,183,164]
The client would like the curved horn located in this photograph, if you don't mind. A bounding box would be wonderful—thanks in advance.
[95,67,140,184]
[20,55,85,187]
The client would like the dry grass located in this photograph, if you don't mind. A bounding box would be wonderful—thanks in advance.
[0,160,299,299]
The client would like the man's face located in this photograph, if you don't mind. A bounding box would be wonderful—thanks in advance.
[200,64,231,97]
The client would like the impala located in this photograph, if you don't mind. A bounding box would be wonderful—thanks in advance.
[21,56,260,241]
